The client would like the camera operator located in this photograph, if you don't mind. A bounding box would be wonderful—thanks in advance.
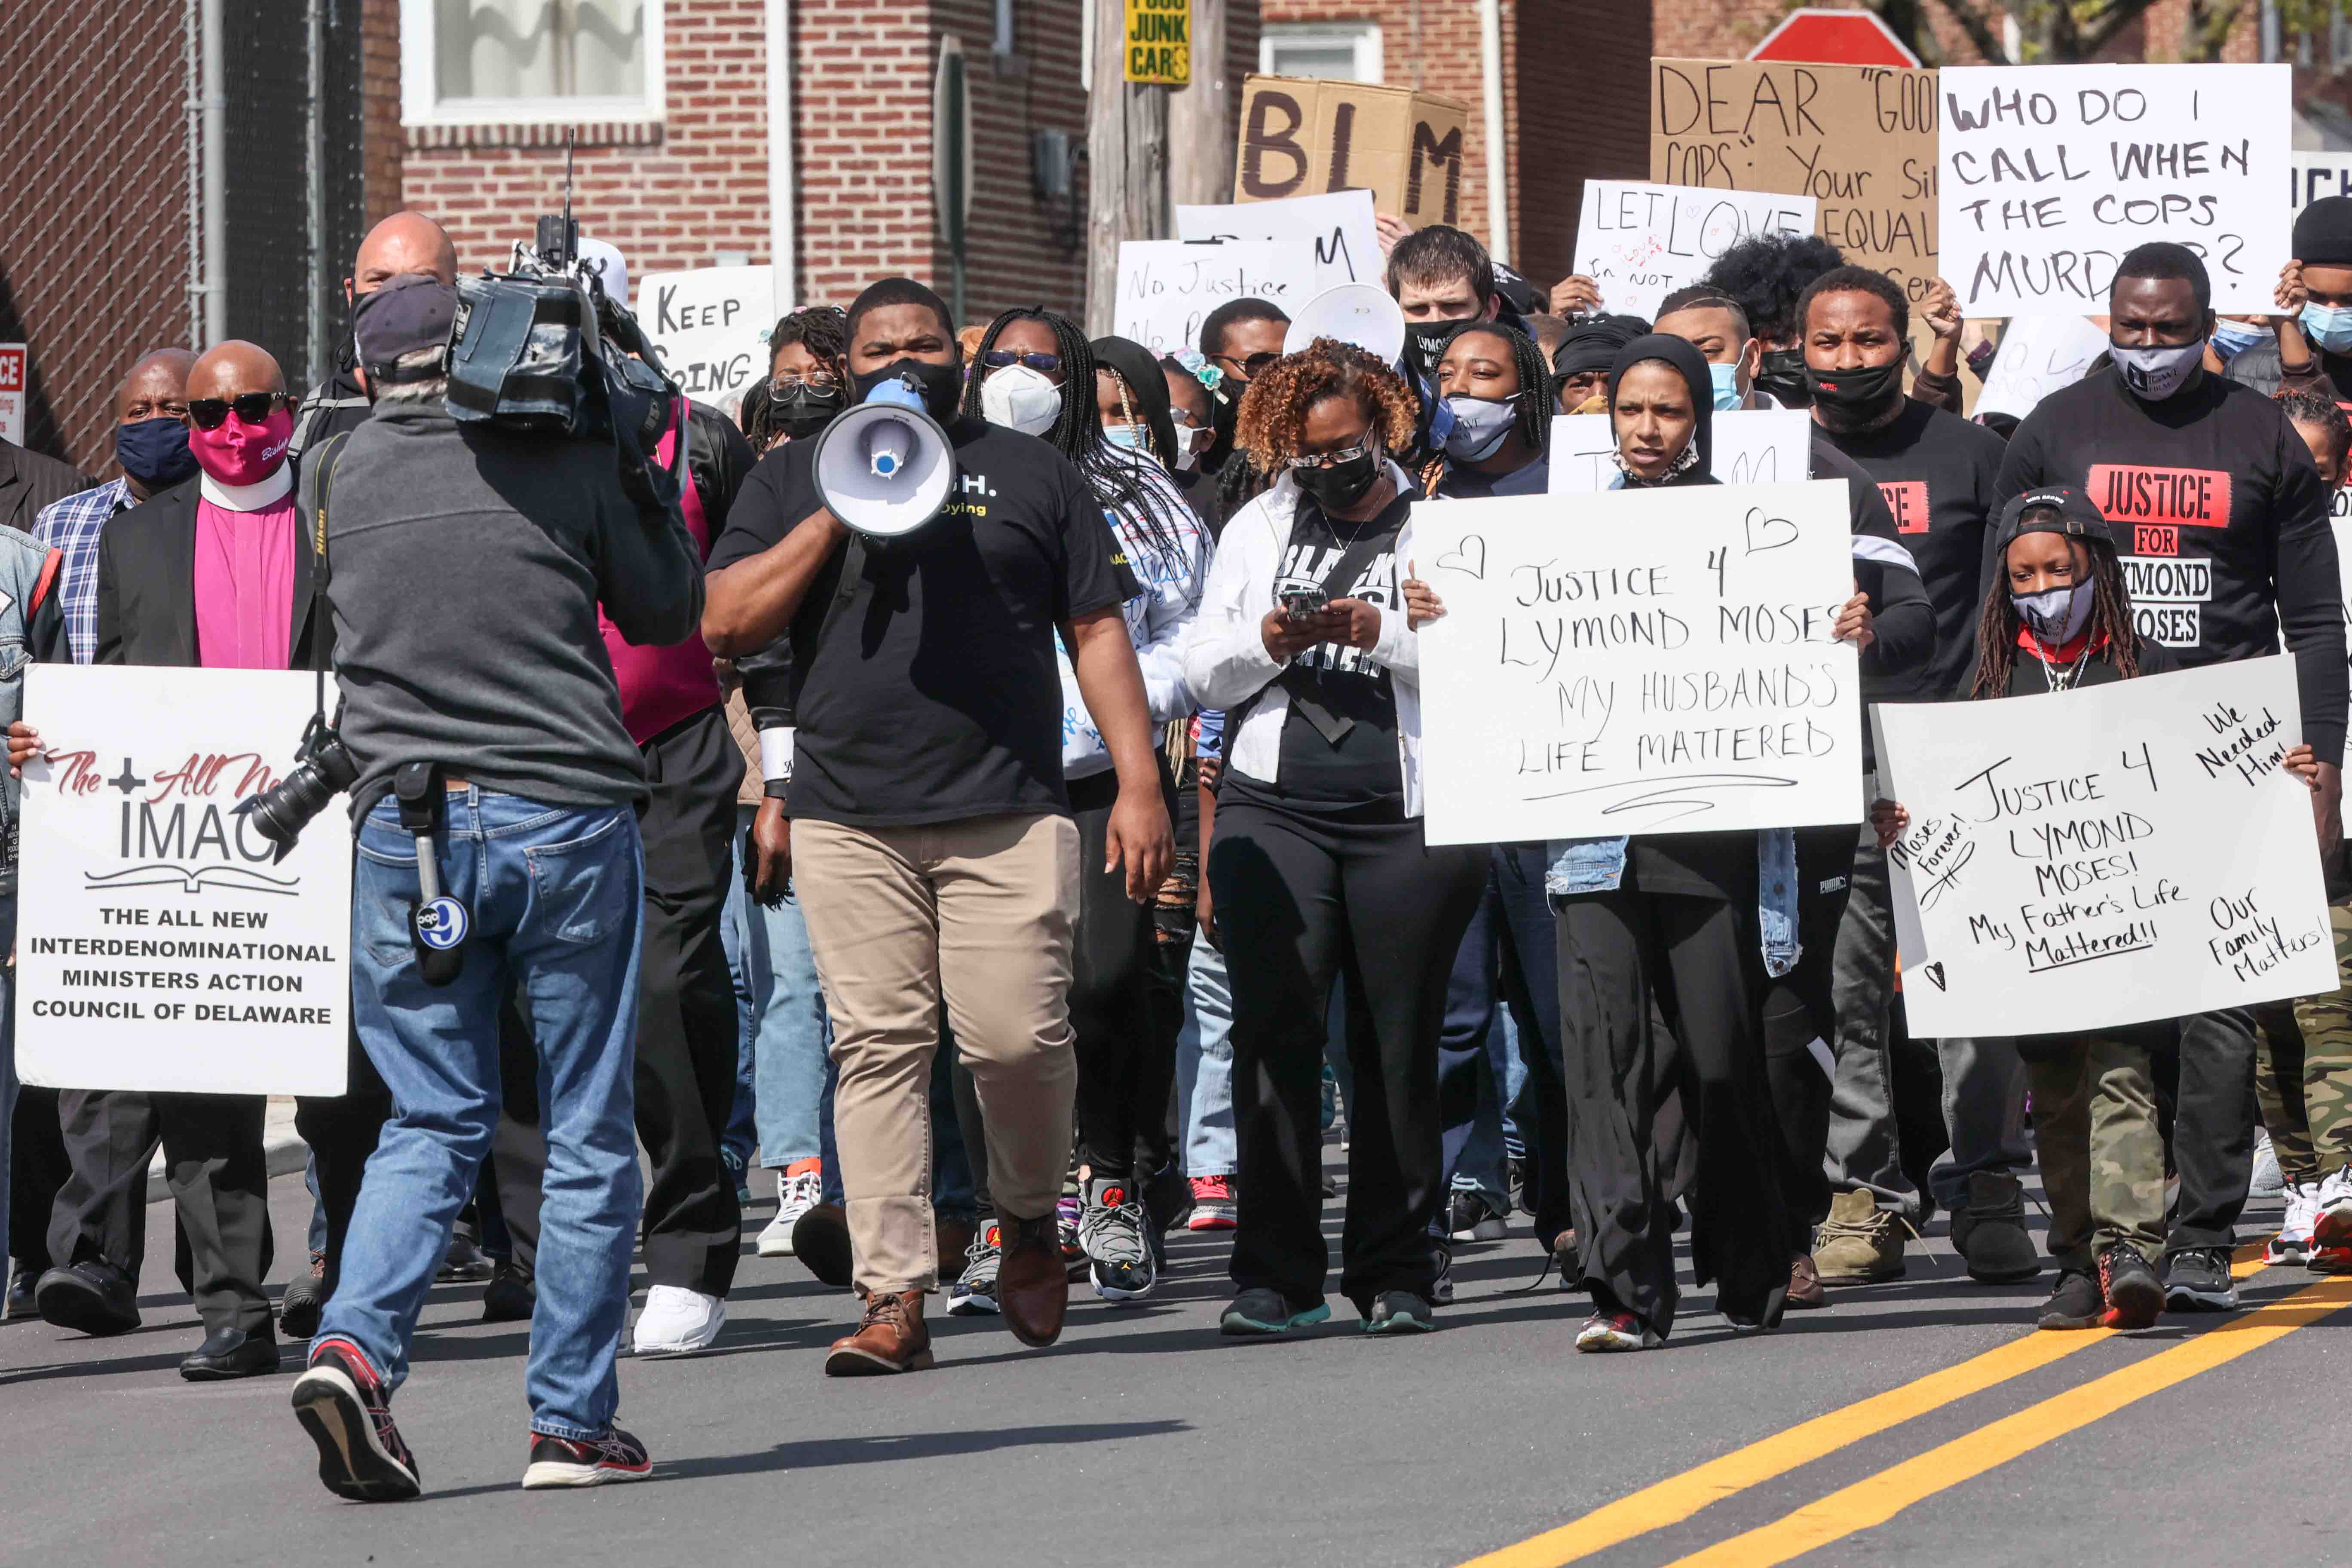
[288,273,703,1500]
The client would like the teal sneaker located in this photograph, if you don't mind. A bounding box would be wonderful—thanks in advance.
[1219,1288,1330,1336]
[1363,1292,1436,1335]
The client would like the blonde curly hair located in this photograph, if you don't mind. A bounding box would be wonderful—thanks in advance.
[1234,338,1420,472]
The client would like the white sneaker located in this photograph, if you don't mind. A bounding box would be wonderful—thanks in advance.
[2269,1180,2320,1265]
[2315,1164,2352,1252]
[756,1168,823,1258]
[632,1285,725,1357]
[2251,1128,2285,1198]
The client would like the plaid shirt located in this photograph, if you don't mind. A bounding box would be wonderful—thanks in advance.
[33,476,128,665]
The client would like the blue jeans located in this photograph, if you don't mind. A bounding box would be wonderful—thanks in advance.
[321,791,645,1442]
[1174,936,1237,1177]
[0,895,16,1259]
[725,808,831,1171]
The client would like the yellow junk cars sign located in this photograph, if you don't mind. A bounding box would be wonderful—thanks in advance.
[1124,0,1190,86]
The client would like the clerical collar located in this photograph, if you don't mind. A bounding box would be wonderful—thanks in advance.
[199,464,293,511]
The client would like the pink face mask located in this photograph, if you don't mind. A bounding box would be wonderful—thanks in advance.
[189,405,294,487]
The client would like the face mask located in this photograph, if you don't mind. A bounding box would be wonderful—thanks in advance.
[1707,362,1743,412]
[771,380,846,441]
[2012,579,2095,644]
[188,406,294,487]
[980,363,1063,436]
[851,356,964,423]
[1293,447,1383,512]
[115,415,199,490]
[1804,357,1905,419]
[2210,318,2268,363]
[1406,320,1460,380]
[2112,338,2205,402]
[1442,394,1517,460]
[2301,303,2352,357]
[1753,347,1810,407]
[1103,423,1150,455]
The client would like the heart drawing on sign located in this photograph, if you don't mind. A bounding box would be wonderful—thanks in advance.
[1922,961,1946,992]
[1743,507,1798,555]
[1435,535,1486,581]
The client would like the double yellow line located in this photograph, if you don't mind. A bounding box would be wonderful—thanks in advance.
[1458,1250,2350,1568]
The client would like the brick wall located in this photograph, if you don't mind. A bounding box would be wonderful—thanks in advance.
[1650,0,2001,67]
[362,0,404,222]
[793,0,940,306]
[1516,0,1652,287]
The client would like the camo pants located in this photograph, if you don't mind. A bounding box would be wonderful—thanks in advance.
[2024,1035,2167,1272]
[2277,903,2352,1179]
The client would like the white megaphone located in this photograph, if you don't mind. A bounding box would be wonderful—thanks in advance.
[1283,282,1407,364]
[811,373,958,545]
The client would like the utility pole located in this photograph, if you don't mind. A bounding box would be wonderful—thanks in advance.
[1085,0,1170,335]
[1166,0,1231,208]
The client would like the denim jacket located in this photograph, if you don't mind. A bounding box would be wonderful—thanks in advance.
[1545,830,1804,978]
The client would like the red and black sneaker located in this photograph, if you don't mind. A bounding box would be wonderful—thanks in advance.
[522,1426,653,1489]
[2097,1243,2162,1330]
[290,1336,421,1502]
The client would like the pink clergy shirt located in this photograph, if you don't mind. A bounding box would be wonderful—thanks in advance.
[193,466,297,671]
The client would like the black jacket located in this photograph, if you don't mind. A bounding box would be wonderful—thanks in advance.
[94,471,327,671]
[1,437,95,536]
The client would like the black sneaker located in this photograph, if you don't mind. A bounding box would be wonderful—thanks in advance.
[522,1426,653,1488]
[1218,1287,1330,1337]
[2099,1245,2164,1329]
[279,1253,328,1340]
[2162,1246,2238,1313]
[1364,1291,1436,1334]
[1446,1191,1508,1243]
[2035,1267,2104,1330]
[1430,1242,1455,1305]
[291,1336,421,1502]
[482,1259,536,1324]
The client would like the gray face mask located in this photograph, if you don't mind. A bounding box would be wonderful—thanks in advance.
[2012,579,2095,643]
[1442,394,1517,460]
[2111,338,2205,401]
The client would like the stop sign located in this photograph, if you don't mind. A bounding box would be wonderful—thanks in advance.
[1746,8,1922,67]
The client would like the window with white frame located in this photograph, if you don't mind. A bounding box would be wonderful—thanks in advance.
[401,0,664,126]
[1258,22,1382,83]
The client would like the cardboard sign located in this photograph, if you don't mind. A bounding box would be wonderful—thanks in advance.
[1972,313,2111,424]
[1175,190,1383,292]
[0,343,23,448]
[2293,151,2352,213]
[1875,657,2332,1037]
[634,264,775,411]
[1651,58,1940,305]
[1574,181,1819,320]
[1939,64,2291,315]
[1545,408,1813,494]
[1115,239,1319,356]
[1234,74,1472,228]
[1412,479,1863,844]
[16,666,354,1096]
[1124,0,1189,85]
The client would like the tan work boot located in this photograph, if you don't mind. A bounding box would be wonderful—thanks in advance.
[1811,1188,1907,1283]
[824,1289,932,1376]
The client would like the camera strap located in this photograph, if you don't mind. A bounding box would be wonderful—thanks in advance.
[393,761,468,987]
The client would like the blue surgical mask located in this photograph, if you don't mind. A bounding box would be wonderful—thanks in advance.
[2209,319,2266,364]
[1103,423,1149,453]
[2302,302,2352,356]
[1709,361,1743,411]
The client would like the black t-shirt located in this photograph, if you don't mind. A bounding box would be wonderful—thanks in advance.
[1821,398,2007,703]
[705,419,1134,827]
[1996,366,2347,765]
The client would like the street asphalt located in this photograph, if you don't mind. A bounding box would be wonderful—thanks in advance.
[4,1151,2348,1568]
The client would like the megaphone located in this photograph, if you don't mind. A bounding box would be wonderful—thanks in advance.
[1283,283,1407,365]
[811,375,958,545]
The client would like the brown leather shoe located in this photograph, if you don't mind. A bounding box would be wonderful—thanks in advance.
[995,1212,1068,1348]
[1788,1251,1827,1310]
[824,1289,932,1376]
[937,1216,977,1283]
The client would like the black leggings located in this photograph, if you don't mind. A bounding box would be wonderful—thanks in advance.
[1760,826,1859,1231]
[1207,793,1486,1313]
[1068,766,1179,1182]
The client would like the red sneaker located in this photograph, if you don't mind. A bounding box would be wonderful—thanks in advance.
[1187,1174,1237,1231]
[291,1336,421,1502]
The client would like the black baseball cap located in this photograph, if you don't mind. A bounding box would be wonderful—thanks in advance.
[1993,486,2114,552]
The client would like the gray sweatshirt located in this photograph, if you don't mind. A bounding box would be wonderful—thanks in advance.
[322,399,705,819]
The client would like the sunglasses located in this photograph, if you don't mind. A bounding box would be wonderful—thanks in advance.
[981,349,1062,374]
[1215,350,1281,378]
[186,392,290,430]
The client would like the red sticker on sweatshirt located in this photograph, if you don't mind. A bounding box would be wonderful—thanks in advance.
[1877,481,1929,534]
[2087,464,2231,527]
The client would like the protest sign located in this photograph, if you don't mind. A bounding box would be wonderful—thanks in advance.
[1175,189,1382,292]
[1413,479,1863,844]
[0,343,23,447]
[16,666,353,1096]
[1573,181,1819,320]
[1938,64,2290,315]
[1123,0,1189,84]
[1875,657,2332,1037]
[634,264,774,411]
[1546,407,1813,494]
[1972,313,2111,424]
[1650,58,1940,304]
[1234,76,1471,227]
[2293,151,2352,213]
[1115,239,1319,355]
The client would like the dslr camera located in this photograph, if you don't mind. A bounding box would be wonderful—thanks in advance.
[236,706,360,862]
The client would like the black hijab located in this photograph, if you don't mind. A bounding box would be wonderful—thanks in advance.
[1605,333,1715,485]
[1551,312,1650,383]
[1089,334,1182,472]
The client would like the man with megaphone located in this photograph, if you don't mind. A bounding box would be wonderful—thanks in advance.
[702,277,1173,1377]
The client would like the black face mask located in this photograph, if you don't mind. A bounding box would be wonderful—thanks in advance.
[1753,347,1811,408]
[1406,320,1459,380]
[1293,447,1383,512]
[1803,357,1905,422]
[852,356,963,423]
[771,380,847,441]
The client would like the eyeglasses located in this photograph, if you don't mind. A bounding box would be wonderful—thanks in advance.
[1284,438,1374,472]
[981,349,1062,374]
[1168,406,1204,429]
[769,373,839,395]
[186,392,290,430]
[1213,350,1280,378]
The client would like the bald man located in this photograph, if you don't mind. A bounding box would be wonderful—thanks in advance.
[292,210,460,456]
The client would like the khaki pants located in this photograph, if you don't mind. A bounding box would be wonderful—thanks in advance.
[2024,1035,2166,1273]
[796,812,1079,1294]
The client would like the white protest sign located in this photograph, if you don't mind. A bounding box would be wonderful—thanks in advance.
[1875,657,2331,1038]
[2293,151,2352,213]
[0,344,24,447]
[16,666,352,1096]
[1573,182,1818,321]
[1115,239,1319,356]
[1413,479,1863,844]
[1175,189,1381,293]
[635,264,774,411]
[1940,64,2291,316]
[1546,408,1812,495]
[1972,313,2111,423]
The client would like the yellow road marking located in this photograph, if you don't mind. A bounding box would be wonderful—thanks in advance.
[1665,1273,2352,1568]
[1454,1247,2267,1568]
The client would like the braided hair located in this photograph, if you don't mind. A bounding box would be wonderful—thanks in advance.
[1420,320,1554,491]
[1967,521,2141,697]
[746,305,849,450]
[962,307,1190,572]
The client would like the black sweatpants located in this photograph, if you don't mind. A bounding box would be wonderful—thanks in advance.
[1557,884,1792,1338]
[11,1085,68,1270]
[1208,797,1486,1314]
[1069,766,1180,1182]
[2166,1005,2260,1256]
